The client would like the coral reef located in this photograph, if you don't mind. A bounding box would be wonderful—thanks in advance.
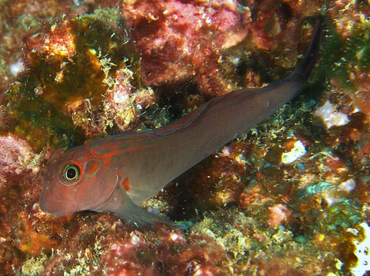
[0,0,370,275]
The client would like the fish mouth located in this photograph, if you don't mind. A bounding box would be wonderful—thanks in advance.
[39,191,79,216]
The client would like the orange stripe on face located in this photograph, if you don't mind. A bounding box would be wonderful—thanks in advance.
[85,159,102,178]
[121,178,130,192]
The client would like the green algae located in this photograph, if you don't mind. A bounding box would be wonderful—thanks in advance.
[2,12,139,152]
[319,17,370,89]
[321,200,364,234]
[5,79,78,152]
[347,20,370,70]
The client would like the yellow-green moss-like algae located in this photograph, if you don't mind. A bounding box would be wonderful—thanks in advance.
[2,14,139,152]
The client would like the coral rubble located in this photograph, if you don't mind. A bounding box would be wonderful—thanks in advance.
[0,0,370,275]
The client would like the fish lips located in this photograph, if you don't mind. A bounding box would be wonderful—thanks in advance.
[39,187,79,216]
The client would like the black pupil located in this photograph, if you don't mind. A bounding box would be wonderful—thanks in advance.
[67,167,77,179]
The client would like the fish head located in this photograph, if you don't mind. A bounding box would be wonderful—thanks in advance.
[39,145,119,216]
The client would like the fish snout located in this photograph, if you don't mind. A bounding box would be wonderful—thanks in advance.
[39,184,79,216]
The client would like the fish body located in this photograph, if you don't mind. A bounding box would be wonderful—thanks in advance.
[40,19,322,228]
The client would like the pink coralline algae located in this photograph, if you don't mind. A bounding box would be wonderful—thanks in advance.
[0,134,42,176]
[99,228,228,275]
[267,204,292,228]
[123,0,248,98]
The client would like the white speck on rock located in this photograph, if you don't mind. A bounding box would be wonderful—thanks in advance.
[349,222,370,276]
[338,178,356,192]
[315,101,350,129]
[282,140,306,164]
[9,59,25,76]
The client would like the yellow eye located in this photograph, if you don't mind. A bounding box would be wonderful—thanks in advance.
[63,164,81,182]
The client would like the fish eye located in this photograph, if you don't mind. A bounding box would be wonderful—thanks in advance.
[63,164,81,183]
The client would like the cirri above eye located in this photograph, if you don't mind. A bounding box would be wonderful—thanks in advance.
[63,164,81,183]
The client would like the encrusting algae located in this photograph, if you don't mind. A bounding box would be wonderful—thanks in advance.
[0,0,370,275]
[3,12,142,152]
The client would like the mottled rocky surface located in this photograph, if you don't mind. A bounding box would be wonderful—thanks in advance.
[0,0,370,275]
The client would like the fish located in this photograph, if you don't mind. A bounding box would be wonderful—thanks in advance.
[39,18,323,228]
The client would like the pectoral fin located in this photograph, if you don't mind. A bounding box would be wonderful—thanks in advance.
[121,199,182,228]
[95,184,186,229]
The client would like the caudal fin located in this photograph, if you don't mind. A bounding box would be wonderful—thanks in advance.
[292,16,323,78]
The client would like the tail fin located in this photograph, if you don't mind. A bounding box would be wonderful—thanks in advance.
[292,16,323,78]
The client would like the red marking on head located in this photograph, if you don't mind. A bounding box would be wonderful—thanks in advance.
[85,159,100,176]
[49,148,65,161]
[121,178,130,192]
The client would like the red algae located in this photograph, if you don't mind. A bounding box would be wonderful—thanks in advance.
[123,0,247,98]
[1,0,370,276]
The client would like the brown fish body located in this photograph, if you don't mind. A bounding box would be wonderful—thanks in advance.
[40,19,322,228]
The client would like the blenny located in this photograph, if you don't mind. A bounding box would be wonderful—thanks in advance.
[40,18,322,228]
